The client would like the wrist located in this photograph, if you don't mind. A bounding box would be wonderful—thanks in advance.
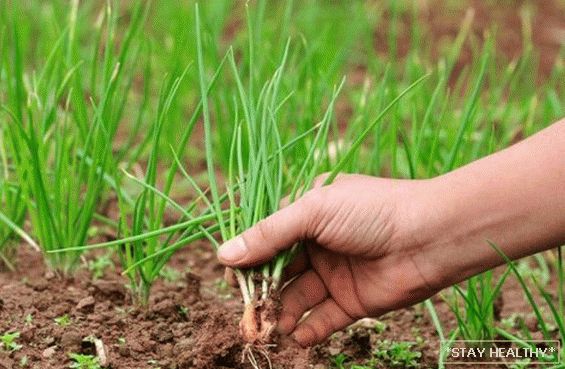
[401,120,565,292]
[409,159,565,291]
[403,174,508,291]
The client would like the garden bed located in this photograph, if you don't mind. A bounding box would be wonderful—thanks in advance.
[0,245,551,369]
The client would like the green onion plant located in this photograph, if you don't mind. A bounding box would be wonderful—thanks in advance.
[446,270,511,343]
[195,3,426,353]
[0,135,33,270]
[50,59,231,304]
[0,1,145,275]
[491,242,564,365]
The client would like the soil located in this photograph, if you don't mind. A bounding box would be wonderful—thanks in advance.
[372,0,565,82]
[0,245,559,369]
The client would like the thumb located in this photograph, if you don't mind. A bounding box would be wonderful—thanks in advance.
[217,193,318,268]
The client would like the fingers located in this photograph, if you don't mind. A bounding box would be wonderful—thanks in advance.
[224,250,308,289]
[217,193,320,268]
[278,270,328,335]
[281,248,309,282]
[312,173,330,188]
[312,172,347,188]
[291,298,355,347]
[279,195,290,208]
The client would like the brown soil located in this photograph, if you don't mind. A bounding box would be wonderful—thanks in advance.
[0,244,558,369]
[372,0,565,81]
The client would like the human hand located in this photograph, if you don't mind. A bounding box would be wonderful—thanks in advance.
[217,174,442,346]
[218,120,565,347]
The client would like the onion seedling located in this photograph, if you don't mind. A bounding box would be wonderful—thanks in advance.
[491,242,564,364]
[196,3,342,351]
[446,270,511,343]
[0,134,33,270]
[1,1,146,275]
[195,3,427,357]
[52,51,232,304]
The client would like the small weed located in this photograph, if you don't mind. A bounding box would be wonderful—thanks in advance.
[24,313,33,326]
[19,355,28,367]
[0,331,22,352]
[500,313,523,330]
[411,328,425,347]
[147,359,162,369]
[213,278,232,298]
[159,266,181,282]
[374,340,421,368]
[330,340,421,368]
[374,320,387,334]
[54,314,72,327]
[68,353,102,369]
[88,254,114,280]
[178,305,189,317]
[331,353,348,369]
[331,353,375,369]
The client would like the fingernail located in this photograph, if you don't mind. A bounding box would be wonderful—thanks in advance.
[218,237,248,263]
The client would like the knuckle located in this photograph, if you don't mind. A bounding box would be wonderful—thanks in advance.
[317,309,336,335]
[281,307,301,324]
[313,173,330,188]
[254,218,274,243]
[298,188,330,239]
[298,322,320,343]
[299,188,326,212]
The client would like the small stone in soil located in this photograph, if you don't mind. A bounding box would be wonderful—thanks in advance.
[42,346,57,358]
[76,296,95,312]
[118,344,130,357]
[150,299,177,317]
[94,338,109,366]
[61,329,83,348]
[27,279,48,291]
[91,280,126,299]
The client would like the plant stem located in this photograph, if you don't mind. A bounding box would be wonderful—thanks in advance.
[235,269,253,306]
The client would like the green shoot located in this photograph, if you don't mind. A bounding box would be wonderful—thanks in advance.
[0,127,31,270]
[195,2,426,348]
[88,254,114,280]
[446,269,510,343]
[490,241,564,363]
[374,340,422,368]
[0,1,147,275]
[54,314,72,327]
[0,331,22,352]
[68,353,103,369]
